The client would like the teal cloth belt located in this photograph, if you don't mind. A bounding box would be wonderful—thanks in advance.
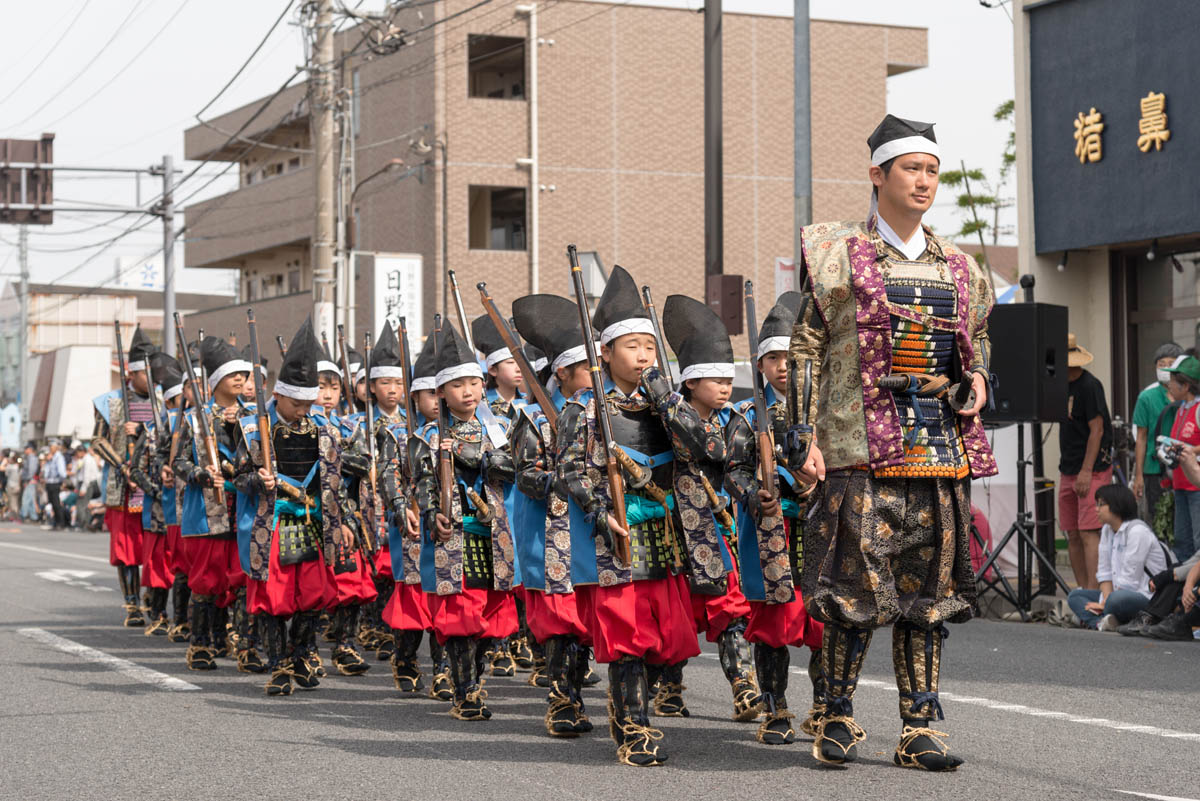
[781,498,801,519]
[462,515,490,537]
[717,520,735,539]
[625,492,674,527]
[273,497,322,526]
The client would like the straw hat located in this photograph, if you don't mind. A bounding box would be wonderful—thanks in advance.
[1067,333,1094,368]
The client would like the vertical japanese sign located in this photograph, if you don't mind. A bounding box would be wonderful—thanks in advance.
[372,253,423,353]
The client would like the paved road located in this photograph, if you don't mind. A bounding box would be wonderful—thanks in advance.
[1,523,1196,801]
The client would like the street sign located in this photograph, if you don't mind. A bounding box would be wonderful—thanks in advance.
[0,135,55,225]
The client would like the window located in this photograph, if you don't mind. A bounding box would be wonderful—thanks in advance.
[287,269,301,294]
[261,274,284,298]
[469,186,526,251]
[467,35,525,100]
[245,278,257,302]
[286,157,300,173]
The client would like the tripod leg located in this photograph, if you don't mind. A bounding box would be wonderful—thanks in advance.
[974,522,1031,620]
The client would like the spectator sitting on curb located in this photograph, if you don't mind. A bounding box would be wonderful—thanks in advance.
[1121,442,1200,641]
[1066,484,1168,631]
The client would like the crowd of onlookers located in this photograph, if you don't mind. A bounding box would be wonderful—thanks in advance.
[1058,336,1200,640]
[0,440,104,531]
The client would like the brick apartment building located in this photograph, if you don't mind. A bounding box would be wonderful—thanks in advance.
[182,1,928,348]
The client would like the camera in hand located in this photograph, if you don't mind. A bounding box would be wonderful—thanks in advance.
[1156,435,1191,469]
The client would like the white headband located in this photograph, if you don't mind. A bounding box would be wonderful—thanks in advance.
[127,360,146,372]
[485,348,513,370]
[274,380,318,401]
[870,136,939,167]
[530,357,548,372]
[600,317,654,346]
[207,359,252,389]
[163,384,184,402]
[435,362,484,387]
[758,336,790,356]
[370,365,406,380]
[317,360,340,375]
[410,376,436,392]
[347,362,362,377]
[679,362,735,382]
[551,343,594,374]
[354,368,366,384]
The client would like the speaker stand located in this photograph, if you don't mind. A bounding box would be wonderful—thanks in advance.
[975,423,1071,620]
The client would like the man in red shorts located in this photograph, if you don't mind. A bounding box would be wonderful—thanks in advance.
[1059,333,1114,590]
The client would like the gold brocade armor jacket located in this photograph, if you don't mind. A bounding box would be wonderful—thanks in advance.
[787,219,997,478]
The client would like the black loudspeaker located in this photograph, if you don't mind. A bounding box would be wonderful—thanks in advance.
[984,302,1069,424]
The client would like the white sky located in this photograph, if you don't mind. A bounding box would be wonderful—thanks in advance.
[0,0,1016,291]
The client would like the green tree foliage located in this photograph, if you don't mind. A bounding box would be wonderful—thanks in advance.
[939,100,1016,256]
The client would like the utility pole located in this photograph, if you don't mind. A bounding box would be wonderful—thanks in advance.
[17,225,28,425]
[793,0,812,286]
[311,0,337,338]
[704,0,723,279]
[157,154,176,357]
[516,3,539,295]
[336,100,355,342]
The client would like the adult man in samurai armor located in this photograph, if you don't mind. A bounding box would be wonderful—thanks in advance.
[787,114,996,771]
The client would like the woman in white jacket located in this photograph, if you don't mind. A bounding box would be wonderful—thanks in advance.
[1066,484,1169,630]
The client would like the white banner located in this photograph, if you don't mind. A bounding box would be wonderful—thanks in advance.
[372,253,423,353]
[774,256,795,302]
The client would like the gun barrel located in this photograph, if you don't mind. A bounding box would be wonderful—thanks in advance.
[641,286,674,384]
[173,313,225,505]
[567,245,631,565]
[743,281,776,498]
[247,308,274,481]
[477,281,557,432]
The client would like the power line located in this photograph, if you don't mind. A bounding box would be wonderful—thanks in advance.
[8,0,515,306]
[171,72,308,208]
[358,0,527,97]
[107,66,308,222]
[25,77,309,293]
[352,0,636,101]
[194,0,297,121]
[29,212,160,236]
[36,0,197,131]
[0,0,95,106]
[7,0,155,130]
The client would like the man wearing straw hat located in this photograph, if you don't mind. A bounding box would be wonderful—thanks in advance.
[1059,333,1114,591]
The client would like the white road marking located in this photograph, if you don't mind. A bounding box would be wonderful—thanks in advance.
[697,652,1200,743]
[0,541,111,565]
[35,568,113,592]
[1112,792,1200,801]
[17,628,200,692]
